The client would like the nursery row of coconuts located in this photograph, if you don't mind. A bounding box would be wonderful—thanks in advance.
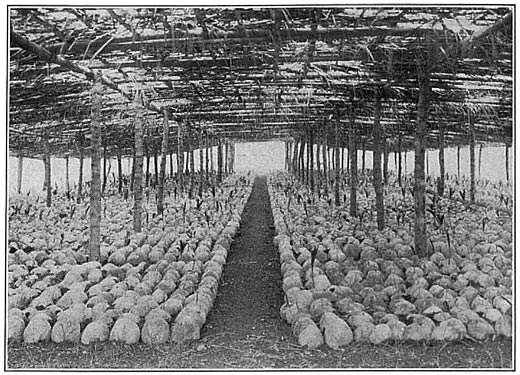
[8,175,253,345]
[268,172,512,349]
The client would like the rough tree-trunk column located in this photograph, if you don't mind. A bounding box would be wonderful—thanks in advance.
[299,137,305,183]
[157,108,169,216]
[349,113,358,217]
[133,90,145,232]
[457,145,461,179]
[383,136,389,185]
[505,142,510,182]
[17,148,23,194]
[361,138,366,172]
[177,122,184,190]
[373,91,385,230]
[398,135,402,187]
[309,130,314,192]
[199,131,204,197]
[78,141,84,202]
[334,120,340,206]
[65,154,69,193]
[117,146,123,195]
[102,143,107,194]
[478,144,483,178]
[469,114,476,203]
[154,150,159,187]
[217,138,223,183]
[322,131,328,194]
[43,134,52,207]
[89,75,103,262]
[438,126,445,196]
[414,51,430,258]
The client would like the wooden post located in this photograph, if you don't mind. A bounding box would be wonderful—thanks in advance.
[292,138,298,174]
[315,133,321,188]
[383,137,389,185]
[78,138,84,202]
[478,144,483,178]
[17,147,23,194]
[457,144,461,180]
[130,147,135,192]
[205,132,210,184]
[334,120,340,206]
[145,144,150,187]
[224,140,228,175]
[210,138,214,173]
[177,121,184,189]
[299,137,305,183]
[154,150,159,187]
[89,75,102,261]
[438,127,445,196]
[361,138,366,172]
[322,131,328,193]
[398,135,402,187]
[102,143,107,194]
[133,90,145,232]
[505,143,510,182]
[199,130,204,197]
[349,112,358,217]
[157,108,169,216]
[42,134,51,207]
[372,91,385,230]
[170,151,174,178]
[309,129,315,193]
[469,114,476,203]
[65,154,69,193]
[414,49,429,258]
[189,137,195,196]
[117,145,123,194]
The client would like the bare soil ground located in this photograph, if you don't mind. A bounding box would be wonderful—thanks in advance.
[6,177,513,370]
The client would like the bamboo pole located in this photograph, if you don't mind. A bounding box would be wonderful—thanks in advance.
[469,114,476,203]
[373,91,384,230]
[414,50,430,257]
[133,90,145,232]
[157,108,169,216]
[89,75,102,261]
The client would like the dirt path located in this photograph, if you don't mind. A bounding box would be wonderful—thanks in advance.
[197,177,294,360]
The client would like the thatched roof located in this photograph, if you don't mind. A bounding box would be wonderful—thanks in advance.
[9,7,513,158]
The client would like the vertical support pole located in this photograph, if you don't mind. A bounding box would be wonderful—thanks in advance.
[322,131,328,194]
[469,114,476,203]
[177,121,184,190]
[414,48,429,257]
[438,126,445,196]
[117,145,123,195]
[478,143,483,178]
[102,142,107,194]
[383,136,389,185]
[89,74,103,261]
[361,138,366,172]
[145,144,150,187]
[170,151,174,178]
[199,130,204,197]
[457,144,461,180]
[43,134,51,207]
[65,154,69,193]
[505,142,510,182]
[17,146,23,194]
[205,132,210,184]
[309,129,315,193]
[154,149,159,187]
[292,138,299,175]
[349,112,358,217]
[398,135,402,187]
[157,108,169,216]
[373,91,384,230]
[315,132,321,189]
[334,120,340,206]
[299,137,305,183]
[133,90,144,232]
[78,139,84,202]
